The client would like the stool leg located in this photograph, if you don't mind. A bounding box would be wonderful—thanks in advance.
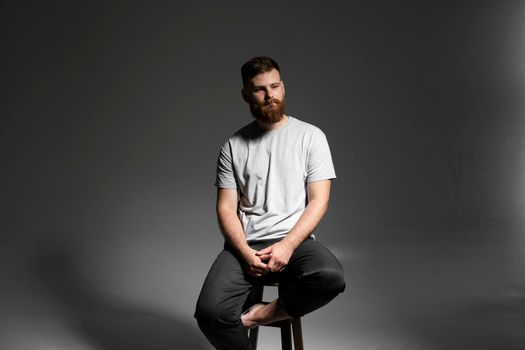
[280,321,293,350]
[292,318,304,350]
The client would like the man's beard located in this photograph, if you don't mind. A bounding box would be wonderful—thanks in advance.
[249,97,286,124]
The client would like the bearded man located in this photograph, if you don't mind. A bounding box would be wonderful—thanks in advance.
[194,56,345,350]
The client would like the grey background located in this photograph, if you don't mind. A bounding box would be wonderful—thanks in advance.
[2,1,525,349]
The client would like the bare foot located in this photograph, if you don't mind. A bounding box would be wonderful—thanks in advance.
[241,299,291,329]
[241,303,266,329]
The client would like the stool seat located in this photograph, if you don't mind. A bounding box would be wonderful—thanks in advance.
[245,283,304,350]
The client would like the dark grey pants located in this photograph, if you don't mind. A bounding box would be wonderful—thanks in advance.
[194,238,346,350]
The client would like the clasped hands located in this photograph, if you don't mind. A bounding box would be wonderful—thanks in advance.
[244,240,295,277]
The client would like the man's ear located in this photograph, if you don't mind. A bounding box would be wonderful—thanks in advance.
[281,81,285,97]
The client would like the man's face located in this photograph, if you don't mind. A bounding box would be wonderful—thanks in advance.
[242,69,286,124]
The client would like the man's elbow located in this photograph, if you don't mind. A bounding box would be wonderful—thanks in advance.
[216,204,237,219]
[309,197,330,214]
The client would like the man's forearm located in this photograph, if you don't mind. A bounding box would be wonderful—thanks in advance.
[281,198,329,250]
[217,208,251,258]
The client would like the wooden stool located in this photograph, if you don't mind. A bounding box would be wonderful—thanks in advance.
[246,283,304,350]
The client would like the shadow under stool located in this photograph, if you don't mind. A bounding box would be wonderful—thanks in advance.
[245,283,304,350]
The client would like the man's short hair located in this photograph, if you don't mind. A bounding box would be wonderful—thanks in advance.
[241,56,280,86]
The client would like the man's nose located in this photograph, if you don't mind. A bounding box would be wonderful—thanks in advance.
[265,90,274,99]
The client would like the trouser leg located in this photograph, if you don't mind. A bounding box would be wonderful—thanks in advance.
[194,239,345,349]
[194,246,253,350]
[277,239,346,318]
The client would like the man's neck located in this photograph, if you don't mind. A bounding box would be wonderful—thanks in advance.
[255,115,289,131]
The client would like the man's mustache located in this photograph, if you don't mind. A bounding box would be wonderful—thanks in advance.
[263,98,282,106]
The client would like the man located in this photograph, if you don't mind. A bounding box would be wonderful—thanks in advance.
[194,56,345,350]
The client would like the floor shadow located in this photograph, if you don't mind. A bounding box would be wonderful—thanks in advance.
[30,238,208,350]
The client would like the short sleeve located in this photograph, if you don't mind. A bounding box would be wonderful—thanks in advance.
[306,129,336,182]
[215,140,238,188]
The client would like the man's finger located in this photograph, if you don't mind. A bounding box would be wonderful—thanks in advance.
[256,247,272,256]
[268,258,287,273]
[251,261,268,271]
[268,260,279,272]
[248,269,264,277]
[258,253,272,261]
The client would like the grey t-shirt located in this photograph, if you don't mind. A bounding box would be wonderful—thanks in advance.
[215,116,336,242]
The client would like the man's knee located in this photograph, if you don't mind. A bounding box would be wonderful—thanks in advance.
[195,300,250,350]
[194,298,239,327]
[317,266,346,295]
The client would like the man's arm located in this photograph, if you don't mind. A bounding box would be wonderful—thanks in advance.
[216,187,269,276]
[256,179,332,272]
